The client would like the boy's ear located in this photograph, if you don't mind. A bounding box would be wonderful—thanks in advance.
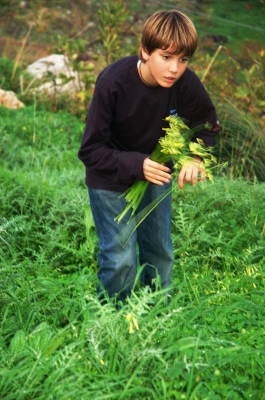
[141,47,150,61]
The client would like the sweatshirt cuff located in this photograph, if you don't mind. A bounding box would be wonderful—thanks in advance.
[134,153,149,180]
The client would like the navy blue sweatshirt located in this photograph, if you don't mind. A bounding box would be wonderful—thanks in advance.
[78,55,218,191]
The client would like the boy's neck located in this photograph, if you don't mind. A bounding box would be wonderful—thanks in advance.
[138,61,158,87]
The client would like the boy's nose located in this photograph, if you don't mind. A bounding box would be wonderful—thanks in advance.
[169,61,178,73]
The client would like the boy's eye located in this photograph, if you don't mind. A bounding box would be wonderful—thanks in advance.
[180,58,189,63]
[162,55,170,60]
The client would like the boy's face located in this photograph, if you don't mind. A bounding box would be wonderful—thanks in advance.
[141,47,189,87]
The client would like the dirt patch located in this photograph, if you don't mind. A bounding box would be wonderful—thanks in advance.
[0,37,51,65]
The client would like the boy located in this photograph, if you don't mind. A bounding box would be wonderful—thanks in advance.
[78,10,218,304]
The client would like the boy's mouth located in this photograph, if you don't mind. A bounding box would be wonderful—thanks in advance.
[164,76,176,83]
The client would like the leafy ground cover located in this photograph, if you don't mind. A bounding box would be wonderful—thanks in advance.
[1,1,265,397]
[0,106,265,399]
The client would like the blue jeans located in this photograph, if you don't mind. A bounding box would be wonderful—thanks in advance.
[88,183,173,302]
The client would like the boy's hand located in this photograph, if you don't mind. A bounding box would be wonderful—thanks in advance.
[178,157,205,190]
[143,158,172,185]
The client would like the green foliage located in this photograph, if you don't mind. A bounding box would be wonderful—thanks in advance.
[233,49,265,116]
[0,106,97,272]
[213,99,265,181]
[1,2,265,398]
[0,105,83,170]
[0,104,265,398]
[0,58,31,92]
[189,47,265,182]
[171,178,265,269]
[0,1,144,120]
[0,265,265,399]
[193,0,265,55]
[194,48,265,125]
[9,329,27,354]
[52,35,97,117]
[93,0,140,66]
[84,204,97,258]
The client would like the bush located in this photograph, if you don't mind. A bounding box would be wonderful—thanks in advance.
[0,58,31,92]
[214,99,265,181]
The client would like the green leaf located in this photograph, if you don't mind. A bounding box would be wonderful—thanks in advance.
[9,330,27,354]
[84,204,97,254]
[167,362,186,379]
[28,322,53,353]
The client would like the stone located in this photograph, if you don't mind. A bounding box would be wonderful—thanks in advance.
[26,54,84,95]
[0,89,25,109]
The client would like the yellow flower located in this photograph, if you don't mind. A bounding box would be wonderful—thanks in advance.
[126,313,139,334]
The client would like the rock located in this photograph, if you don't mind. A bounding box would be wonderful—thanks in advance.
[27,54,72,79]
[34,78,83,96]
[0,89,24,109]
[26,54,84,95]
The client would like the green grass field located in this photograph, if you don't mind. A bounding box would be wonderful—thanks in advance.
[0,0,265,397]
[191,0,265,52]
[0,106,264,399]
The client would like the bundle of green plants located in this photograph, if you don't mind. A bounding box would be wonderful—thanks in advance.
[115,115,216,225]
[114,115,218,247]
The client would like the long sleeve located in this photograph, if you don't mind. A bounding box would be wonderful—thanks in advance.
[176,70,219,147]
[78,84,148,189]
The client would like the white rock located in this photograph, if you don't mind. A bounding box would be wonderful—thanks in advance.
[35,78,84,96]
[26,54,74,79]
[0,89,24,109]
[26,54,83,95]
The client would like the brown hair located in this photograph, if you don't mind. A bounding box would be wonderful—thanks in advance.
[139,10,197,61]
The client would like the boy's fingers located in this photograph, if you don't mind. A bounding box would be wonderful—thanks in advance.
[145,170,172,184]
[144,158,170,172]
[178,169,185,190]
[200,170,206,182]
[178,165,205,189]
[143,158,172,184]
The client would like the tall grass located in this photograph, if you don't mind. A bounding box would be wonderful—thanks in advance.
[1,261,265,399]
[1,1,265,396]
[214,99,265,181]
[0,105,265,398]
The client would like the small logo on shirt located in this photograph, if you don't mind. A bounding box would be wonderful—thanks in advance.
[169,109,178,116]
[212,120,220,131]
